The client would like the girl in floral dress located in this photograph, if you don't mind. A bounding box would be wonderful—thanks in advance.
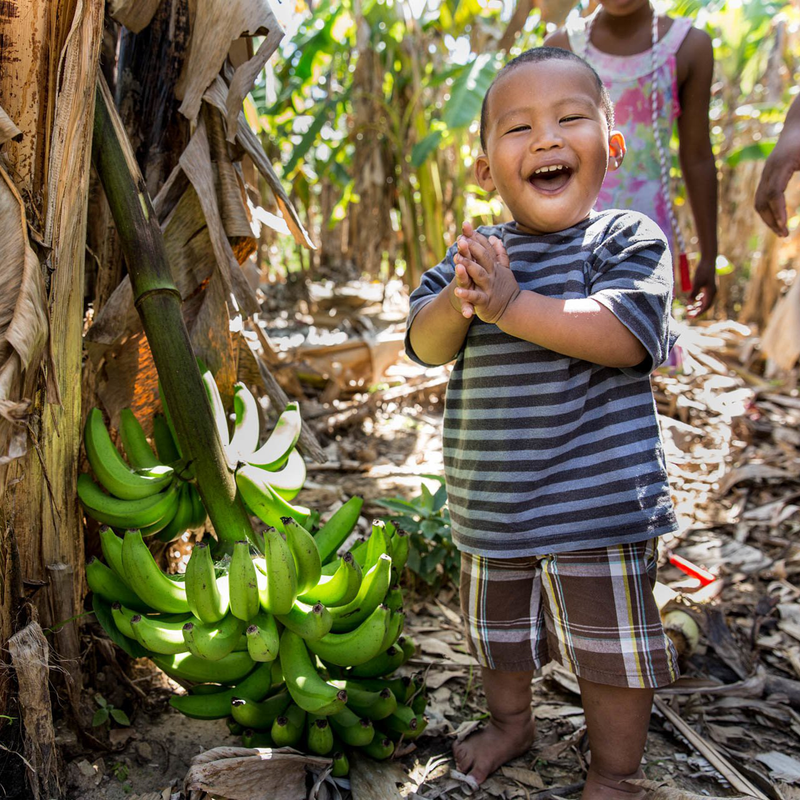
[546,0,718,317]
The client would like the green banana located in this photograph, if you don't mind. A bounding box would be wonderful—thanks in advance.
[183,613,246,661]
[241,729,274,748]
[281,517,321,594]
[380,610,405,652]
[118,408,161,469]
[230,689,291,730]
[110,602,137,638]
[85,557,151,612]
[153,482,193,542]
[261,449,306,502]
[84,408,174,499]
[256,528,297,616]
[360,735,394,760]
[246,611,280,662]
[236,467,310,529]
[399,635,416,664]
[354,520,392,569]
[227,383,260,464]
[122,529,190,613]
[130,613,192,654]
[378,705,427,740]
[229,540,260,621]
[411,689,428,715]
[152,412,181,464]
[299,552,362,608]
[78,474,179,530]
[314,496,363,563]
[306,714,334,755]
[347,645,405,679]
[329,553,392,632]
[279,630,347,715]
[186,484,207,529]
[307,605,389,667]
[98,526,131,586]
[227,718,245,736]
[246,402,301,470]
[169,661,273,719]
[335,682,397,720]
[389,527,410,572]
[152,650,256,685]
[331,749,350,777]
[384,584,403,612]
[185,541,229,624]
[270,703,306,747]
[201,368,230,449]
[329,706,374,747]
[350,676,414,704]
[275,600,332,642]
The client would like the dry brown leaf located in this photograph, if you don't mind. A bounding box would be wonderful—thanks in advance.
[348,751,407,800]
[178,0,282,125]
[204,76,315,249]
[184,746,329,800]
[0,164,48,465]
[500,765,546,789]
[0,105,22,145]
[761,275,800,370]
[629,780,751,800]
[717,463,794,496]
[107,0,161,33]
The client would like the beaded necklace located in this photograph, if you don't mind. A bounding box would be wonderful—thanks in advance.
[583,5,692,291]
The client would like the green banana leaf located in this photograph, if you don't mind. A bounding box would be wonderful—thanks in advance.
[442,54,499,131]
[726,141,776,167]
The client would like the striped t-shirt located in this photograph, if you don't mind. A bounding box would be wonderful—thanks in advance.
[405,209,678,557]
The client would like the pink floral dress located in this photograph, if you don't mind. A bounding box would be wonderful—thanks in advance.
[567,15,693,251]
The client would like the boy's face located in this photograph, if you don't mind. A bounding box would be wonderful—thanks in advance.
[475,60,625,236]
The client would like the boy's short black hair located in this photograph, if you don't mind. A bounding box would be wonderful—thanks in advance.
[479,47,615,152]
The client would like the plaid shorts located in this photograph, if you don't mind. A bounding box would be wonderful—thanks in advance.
[460,539,679,689]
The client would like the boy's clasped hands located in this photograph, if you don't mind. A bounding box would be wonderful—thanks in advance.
[449,221,520,324]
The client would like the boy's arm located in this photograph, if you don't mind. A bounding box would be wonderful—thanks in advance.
[677,27,718,317]
[755,94,800,236]
[408,281,473,366]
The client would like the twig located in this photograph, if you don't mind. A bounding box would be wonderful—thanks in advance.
[529,781,585,799]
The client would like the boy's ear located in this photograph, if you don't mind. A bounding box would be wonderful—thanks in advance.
[607,131,626,172]
[475,154,495,191]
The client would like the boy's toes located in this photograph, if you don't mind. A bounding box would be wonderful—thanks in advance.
[452,740,474,773]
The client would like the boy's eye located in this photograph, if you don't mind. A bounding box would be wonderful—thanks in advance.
[561,115,585,123]
[504,125,530,134]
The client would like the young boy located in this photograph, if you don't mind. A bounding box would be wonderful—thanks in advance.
[405,48,679,800]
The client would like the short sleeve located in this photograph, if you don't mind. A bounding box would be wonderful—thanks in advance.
[588,212,675,377]
[404,244,458,367]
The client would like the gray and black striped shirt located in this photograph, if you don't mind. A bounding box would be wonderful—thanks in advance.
[405,210,678,557]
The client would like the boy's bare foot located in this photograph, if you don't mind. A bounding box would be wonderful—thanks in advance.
[582,767,647,800]
[452,714,535,785]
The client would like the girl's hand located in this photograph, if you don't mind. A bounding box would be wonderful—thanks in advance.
[686,257,717,317]
[454,235,520,324]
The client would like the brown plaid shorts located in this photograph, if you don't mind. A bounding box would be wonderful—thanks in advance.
[459,538,679,689]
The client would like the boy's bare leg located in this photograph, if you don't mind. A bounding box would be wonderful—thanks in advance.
[579,678,653,800]
[453,667,536,785]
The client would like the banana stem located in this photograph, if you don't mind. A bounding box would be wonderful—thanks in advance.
[91,74,253,553]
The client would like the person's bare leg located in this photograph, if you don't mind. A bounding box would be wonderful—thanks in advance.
[453,667,535,785]
[579,678,653,800]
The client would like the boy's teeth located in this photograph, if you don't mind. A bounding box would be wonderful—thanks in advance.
[534,165,564,174]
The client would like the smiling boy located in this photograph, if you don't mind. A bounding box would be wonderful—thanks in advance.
[405,48,679,800]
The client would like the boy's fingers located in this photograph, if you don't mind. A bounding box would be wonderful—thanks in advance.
[455,287,486,305]
[462,220,475,238]
[465,237,498,273]
[461,302,475,319]
[463,259,488,286]
[488,236,511,268]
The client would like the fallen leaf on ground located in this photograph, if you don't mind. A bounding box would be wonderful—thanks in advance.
[500,765,546,789]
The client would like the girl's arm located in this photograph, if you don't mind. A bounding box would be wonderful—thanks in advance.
[676,27,718,316]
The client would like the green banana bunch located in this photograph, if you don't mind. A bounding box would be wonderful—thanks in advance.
[227,382,260,465]
[271,703,306,747]
[281,517,321,595]
[152,412,181,463]
[347,645,405,679]
[246,611,280,662]
[378,705,427,740]
[384,584,403,613]
[360,735,395,760]
[298,552,362,608]
[256,528,297,616]
[329,706,375,747]
[84,408,174,500]
[151,649,256,685]
[389,527,410,572]
[130,613,192,654]
[184,541,229,623]
[279,630,347,716]
[380,610,405,652]
[399,635,416,664]
[331,749,350,777]
[314,497,363,563]
[307,605,389,667]
[246,402,301,470]
[118,408,162,470]
[98,527,136,590]
[229,540,261,621]
[275,601,332,642]
[350,676,414,704]
[411,687,428,715]
[122,529,190,614]
[230,689,291,730]
[331,680,398,721]
[236,466,310,530]
[329,553,392,632]
[241,729,274,748]
[86,557,151,612]
[306,715,334,755]
[110,602,139,638]
[352,520,392,569]
[183,613,246,661]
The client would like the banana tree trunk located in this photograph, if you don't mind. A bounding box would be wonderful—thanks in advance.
[91,76,253,551]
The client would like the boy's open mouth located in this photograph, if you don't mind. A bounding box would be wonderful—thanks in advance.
[528,164,573,192]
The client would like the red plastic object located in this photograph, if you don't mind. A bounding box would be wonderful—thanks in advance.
[668,553,716,586]
[678,252,692,293]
